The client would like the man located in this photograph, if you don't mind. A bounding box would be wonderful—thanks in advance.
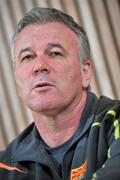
[0,7,120,180]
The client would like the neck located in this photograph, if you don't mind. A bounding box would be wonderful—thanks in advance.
[32,91,87,148]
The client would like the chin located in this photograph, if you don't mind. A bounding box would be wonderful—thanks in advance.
[27,100,56,113]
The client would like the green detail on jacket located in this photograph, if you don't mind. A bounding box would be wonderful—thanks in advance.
[92,122,102,128]
[106,109,120,139]
[92,172,97,180]
[113,119,120,140]
[107,148,111,159]
[106,110,116,117]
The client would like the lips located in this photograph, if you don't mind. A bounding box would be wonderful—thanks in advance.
[33,82,53,90]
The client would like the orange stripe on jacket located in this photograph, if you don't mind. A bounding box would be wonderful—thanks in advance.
[0,163,27,173]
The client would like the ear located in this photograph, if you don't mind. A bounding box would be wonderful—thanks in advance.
[81,60,92,89]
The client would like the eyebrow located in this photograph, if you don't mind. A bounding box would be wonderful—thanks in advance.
[19,47,33,58]
[47,43,66,52]
[18,43,67,57]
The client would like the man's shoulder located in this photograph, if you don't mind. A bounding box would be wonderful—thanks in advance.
[99,95,120,105]
[91,94,120,131]
[95,94,120,115]
[0,151,4,160]
[87,91,120,116]
[0,122,35,161]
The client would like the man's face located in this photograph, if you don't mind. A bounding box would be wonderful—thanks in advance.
[14,22,91,115]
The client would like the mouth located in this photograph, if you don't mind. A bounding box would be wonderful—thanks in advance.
[33,82,53,90]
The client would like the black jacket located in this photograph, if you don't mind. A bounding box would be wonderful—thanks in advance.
[0,91,120,180]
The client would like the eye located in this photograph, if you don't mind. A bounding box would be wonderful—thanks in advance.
[21,54,35,62]
[50,51,63,57]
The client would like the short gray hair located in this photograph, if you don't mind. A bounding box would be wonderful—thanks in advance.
[12,7,91,64]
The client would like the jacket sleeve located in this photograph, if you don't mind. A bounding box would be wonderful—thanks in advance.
[91,110,120,180]
[92,138,120,180]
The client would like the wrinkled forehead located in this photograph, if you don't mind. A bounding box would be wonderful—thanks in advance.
[16,22,78,41]
[14,22,79,54]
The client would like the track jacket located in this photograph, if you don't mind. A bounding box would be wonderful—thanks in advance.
[0,91,120,180]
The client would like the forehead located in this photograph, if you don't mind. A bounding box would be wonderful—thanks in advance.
[14,22,78,51]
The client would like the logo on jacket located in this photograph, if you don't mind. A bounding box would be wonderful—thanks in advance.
[70,161,87,180]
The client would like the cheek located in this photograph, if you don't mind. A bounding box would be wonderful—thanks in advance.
[58,65,82,92]
[63,62,82,82]
[15,68,30,91]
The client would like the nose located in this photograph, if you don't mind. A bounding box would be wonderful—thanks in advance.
[32,57,50,75]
